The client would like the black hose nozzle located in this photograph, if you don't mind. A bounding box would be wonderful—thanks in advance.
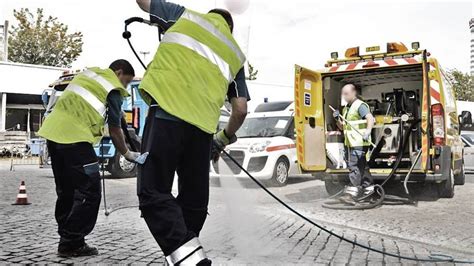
[125,17,145,25]
[122,31,132,39]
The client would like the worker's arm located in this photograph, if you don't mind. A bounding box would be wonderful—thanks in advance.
[333,109,343,131]
[365,113,375,133]
[212,68,250,161]
[359,104,374,140]
[336,119,343,131]
[106,91,142,162]
[226,98,248,136]
[109,126,129,155]
[224,68,250,137]
[136,0,185,31]
[106,91,129,155]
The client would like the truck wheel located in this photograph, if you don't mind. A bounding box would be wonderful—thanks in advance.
[454,162,466,185]
[324,180,346,196]
[109,153,137,178]
[271,157,289,187]
[438,168,455,198]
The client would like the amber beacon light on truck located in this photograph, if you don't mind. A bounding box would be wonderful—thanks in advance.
[326,42,422,68]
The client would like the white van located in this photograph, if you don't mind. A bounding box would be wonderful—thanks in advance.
[210,101,299,186]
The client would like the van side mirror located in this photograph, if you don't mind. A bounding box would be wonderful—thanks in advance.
[41,90,51,107]
[459,111,473,128]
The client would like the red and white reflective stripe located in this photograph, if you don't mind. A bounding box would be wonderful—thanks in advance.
[430,80,441,105]
[16,193,27,198]
[327,57,420,72]
[266,144,296,152]
[19,185,26,190]
[430,64,441,105]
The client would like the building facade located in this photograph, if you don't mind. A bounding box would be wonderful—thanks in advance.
[0,62,68,135]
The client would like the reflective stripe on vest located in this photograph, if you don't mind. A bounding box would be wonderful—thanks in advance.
[81,69,116,93]
[65,84,106,116]
[162,32,233,82]
[343,99,371,147]
[181,10,246,65]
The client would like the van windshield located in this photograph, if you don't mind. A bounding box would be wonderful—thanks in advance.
[462,133,474,145]
[237,116,290,138]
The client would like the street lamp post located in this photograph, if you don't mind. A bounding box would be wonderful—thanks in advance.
[139,51,150,63]
[470,19,473,75]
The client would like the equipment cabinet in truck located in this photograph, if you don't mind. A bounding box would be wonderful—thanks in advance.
[294,42,472,198]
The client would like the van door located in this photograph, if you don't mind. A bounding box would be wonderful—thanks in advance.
[294,65,326,172]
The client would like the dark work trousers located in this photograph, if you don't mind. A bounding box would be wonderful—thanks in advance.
[47,141,101,250]
[137,107,212,256]
[346,146,373,187]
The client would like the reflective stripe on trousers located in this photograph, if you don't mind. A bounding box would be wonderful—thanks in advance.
[161,32,233,82]
[165,237,207,265]
[65,84,106,117]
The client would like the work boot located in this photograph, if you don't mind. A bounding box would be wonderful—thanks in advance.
[58,243,99,258]
[362,185,375,196]
[338,186,361,205]
[338,194,356,205]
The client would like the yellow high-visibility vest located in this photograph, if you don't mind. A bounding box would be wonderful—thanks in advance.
[38,67,129,144]
[139,9,246,134]
[342,99,371,147]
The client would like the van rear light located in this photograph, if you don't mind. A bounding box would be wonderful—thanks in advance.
[431,103,445,146]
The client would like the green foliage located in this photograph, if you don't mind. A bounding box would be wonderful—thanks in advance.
[246,61,258,81]
[8,8,83,67]
[447,69,474,101]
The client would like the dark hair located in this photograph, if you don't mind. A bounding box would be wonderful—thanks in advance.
[109,59,135,76]
[208,9,234,33]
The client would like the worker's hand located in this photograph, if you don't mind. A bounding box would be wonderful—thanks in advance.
[211,130,237,162]
[333,110,340,119]
[363,132,371,141]
[123,150,149,165]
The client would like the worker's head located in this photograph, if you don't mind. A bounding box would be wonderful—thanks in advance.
[208,9,234,33]
[109,59,135,87]
[341,84,358,104]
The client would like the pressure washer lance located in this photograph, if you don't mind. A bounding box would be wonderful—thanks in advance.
[328,105,376,148]
[101,117,148,216]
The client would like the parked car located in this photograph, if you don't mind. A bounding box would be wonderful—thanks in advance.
[210,101,298,186]
[461,131,474,173]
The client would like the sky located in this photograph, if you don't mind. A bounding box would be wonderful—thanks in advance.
[1,0,473,109]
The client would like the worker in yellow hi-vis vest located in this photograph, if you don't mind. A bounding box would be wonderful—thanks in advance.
[38,60,147,258]
[333,84,375,204]
[135,0,250,264]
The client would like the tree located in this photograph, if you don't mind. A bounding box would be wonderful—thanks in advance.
[447,69,474,101]
[246,61,258,81]
[8,8,83,67]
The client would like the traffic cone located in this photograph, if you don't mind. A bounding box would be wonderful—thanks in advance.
[12,181,31,205]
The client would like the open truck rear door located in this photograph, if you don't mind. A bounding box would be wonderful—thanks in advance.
[294,65,326,172]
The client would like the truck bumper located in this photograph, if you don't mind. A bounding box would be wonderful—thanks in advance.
[320,171,447,183]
